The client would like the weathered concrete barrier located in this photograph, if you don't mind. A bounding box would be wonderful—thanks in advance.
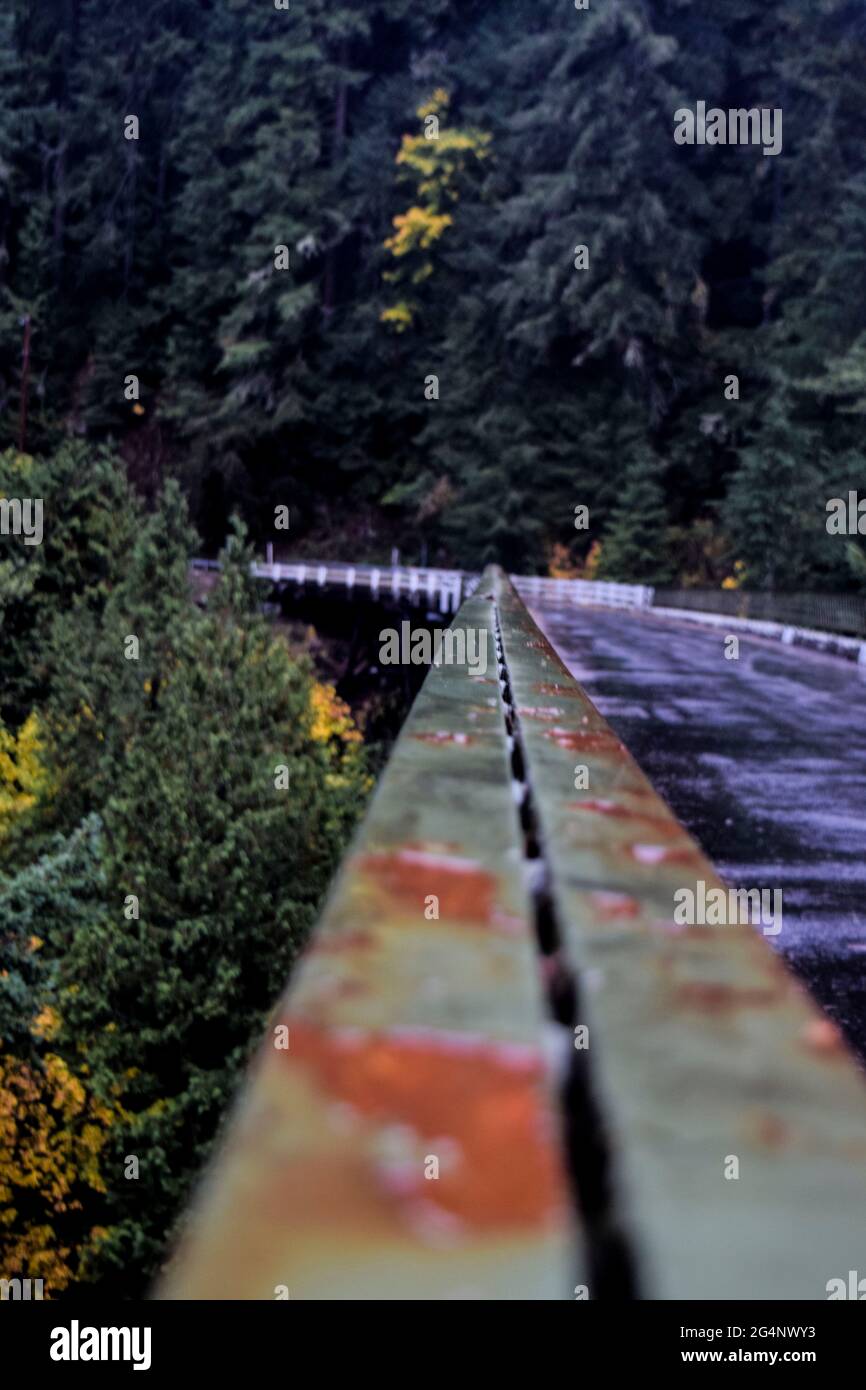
[159,568,866,1300]
[159,571,577,1300]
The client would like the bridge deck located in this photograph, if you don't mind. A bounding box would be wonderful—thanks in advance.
[159,568,866,1300]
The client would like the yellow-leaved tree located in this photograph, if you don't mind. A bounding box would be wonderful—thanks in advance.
[0,712,56,858]
[0,1025,114,1295]
[381,90,491,331]
[309,681,370,795]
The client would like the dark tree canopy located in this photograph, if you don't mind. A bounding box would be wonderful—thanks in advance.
[0,0,863,588]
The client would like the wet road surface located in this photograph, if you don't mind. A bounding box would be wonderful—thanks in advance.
[532,602,866,1067]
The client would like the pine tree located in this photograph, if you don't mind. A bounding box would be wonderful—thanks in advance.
[0,443,138,726]
[723,395,830,591]
[596,451,674,585]
[44,500,366,1290]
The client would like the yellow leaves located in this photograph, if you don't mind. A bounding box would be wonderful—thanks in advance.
[395,133,437,177]
[309,682,362,746]
[31,1005,60,1042]
[0,711,56,846]
[417,88,450,121]
[0,1051,115,1291]
[547,542,582,580]
[0,1222,72,1291]
[381,90,491,332]
[80,699,105,740]
[393,131,491,207]
[547,539,603,580]
[584,539,603,580]
[44,1053,86,1114]
[380,301,414,331]
[722,559,746,590]
[384,206,454,259]
[309,682,365,799]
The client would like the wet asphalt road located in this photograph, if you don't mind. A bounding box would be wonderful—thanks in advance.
[531,603,866,1067]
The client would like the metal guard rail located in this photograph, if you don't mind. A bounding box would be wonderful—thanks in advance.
[159,567,866,1300]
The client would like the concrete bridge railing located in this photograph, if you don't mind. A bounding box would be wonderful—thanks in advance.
[160,567,866,1300]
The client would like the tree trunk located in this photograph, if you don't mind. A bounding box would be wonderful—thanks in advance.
[18,315,32,452]
[323,41,349,319]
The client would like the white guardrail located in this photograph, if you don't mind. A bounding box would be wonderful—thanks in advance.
[511,575,655,609]
[191,559,474,614]
[190,560,654,615]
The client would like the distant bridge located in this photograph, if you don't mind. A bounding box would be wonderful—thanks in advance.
[190,556,654,616]
[191,557,866,658]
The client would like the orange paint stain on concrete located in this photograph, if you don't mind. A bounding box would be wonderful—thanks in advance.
[674,982,780,1012]
[750,1112,790,1150]
[544,727,624,754]
[802,1017,848,1057]
[590,890,642,919]
[568,800,684,839]
[280,1021,565,1233]
[357,848,496,923]
[411,730,476,746]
